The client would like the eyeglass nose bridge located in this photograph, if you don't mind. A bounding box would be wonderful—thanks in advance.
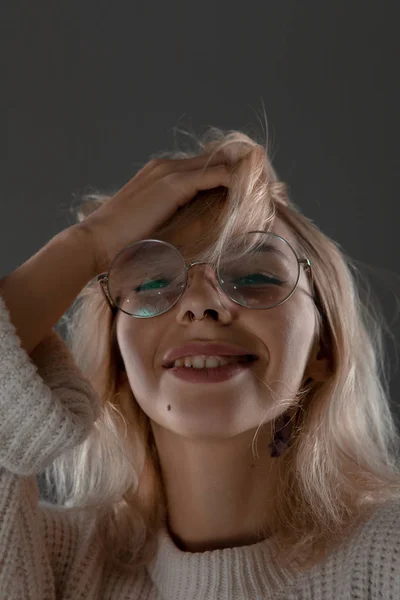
[180,260,225,299]
[188,260,212,268]
[185,260,218,276]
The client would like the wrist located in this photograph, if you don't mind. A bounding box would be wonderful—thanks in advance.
[68,223,103,278]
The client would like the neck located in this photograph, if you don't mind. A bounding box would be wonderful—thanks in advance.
[152,423,283,553]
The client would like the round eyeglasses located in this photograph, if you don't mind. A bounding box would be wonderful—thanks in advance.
[97,231,313,318]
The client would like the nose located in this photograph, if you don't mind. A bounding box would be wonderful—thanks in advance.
[175,262,234,324]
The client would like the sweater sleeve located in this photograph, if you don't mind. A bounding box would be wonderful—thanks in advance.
[0,293,101,599]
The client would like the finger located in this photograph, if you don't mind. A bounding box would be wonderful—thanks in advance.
[126,150,228,195]
[144,149,229,177]
[172,164,232,208]
[167,150,229,172]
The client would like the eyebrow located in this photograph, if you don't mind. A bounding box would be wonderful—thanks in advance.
[252,243,292,260]
[175,241,293,261]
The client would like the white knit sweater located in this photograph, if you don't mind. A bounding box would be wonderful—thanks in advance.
[1,292,400,600]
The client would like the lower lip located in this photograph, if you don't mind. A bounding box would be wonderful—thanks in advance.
[165,361,255,383]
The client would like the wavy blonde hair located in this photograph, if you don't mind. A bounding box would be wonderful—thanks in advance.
[42,126,400,577]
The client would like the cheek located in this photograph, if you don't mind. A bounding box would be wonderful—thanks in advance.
[116,319,151,378]
[260,304,316,385]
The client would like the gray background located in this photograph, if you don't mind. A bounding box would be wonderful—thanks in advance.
[1,1,400,427]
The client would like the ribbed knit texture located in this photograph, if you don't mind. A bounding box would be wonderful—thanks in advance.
[0,292,399,599]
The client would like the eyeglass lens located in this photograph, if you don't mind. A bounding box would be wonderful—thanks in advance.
[107,232,300,317]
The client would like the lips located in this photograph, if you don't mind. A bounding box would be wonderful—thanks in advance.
[162,341,259,368]
[171,355,255,368]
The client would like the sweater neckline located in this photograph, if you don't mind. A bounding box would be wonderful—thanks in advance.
[146,524,299,600]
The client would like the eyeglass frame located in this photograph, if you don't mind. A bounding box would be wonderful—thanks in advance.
[97,230,314,318]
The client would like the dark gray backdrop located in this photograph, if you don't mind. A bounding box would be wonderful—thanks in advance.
[2,1,400,425]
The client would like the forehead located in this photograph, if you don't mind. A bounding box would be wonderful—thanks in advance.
[165,214,300,256]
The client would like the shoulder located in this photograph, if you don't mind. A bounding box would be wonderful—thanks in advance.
[345,499,400,553]
[360,499,400,545]
[39,500,98,547]
[39,502,102,580]
[346,499,400,594]
[38,502,151,596]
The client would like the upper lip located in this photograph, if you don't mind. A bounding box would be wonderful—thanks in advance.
[162,341,259,368]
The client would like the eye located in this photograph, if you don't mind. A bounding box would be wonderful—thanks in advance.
[234,273,283,286]
[135,278,170,292]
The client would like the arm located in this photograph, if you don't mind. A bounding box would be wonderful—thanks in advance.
[0,223,96,356]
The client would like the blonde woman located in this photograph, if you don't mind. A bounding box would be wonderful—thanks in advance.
[1,128,400,599]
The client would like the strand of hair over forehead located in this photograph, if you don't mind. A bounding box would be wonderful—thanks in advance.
[178,129,288,269]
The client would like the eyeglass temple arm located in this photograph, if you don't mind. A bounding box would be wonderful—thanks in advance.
[299,257,314,293]
[97,273,118,312]
[299,257,324,317]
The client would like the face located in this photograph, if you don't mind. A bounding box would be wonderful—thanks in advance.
[116,214,322,441]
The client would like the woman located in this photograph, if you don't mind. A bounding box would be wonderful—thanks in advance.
[1,128,400,599]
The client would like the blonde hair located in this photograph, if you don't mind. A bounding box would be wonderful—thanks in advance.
[43,126,400,577]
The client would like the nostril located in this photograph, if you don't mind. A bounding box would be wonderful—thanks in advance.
[189,309,218,322]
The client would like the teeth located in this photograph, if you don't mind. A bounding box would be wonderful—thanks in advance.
[173,355,242,369]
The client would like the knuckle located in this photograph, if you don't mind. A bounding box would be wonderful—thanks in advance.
[162,171,179,186]
[209,162,228,173]
[148,158,170,171]
[215,163,231,179]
